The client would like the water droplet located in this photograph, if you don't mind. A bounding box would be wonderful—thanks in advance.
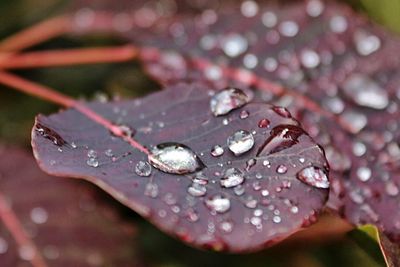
[357,166,371,182]
[354,31,381,56]
[148,143,205,174]
[205,195,230,213]
[30,207,48,224]
[306,0,324,17]
[300,49,320,68]
[86,157,99,168]
[227,130,254,155]
[35,123,66,146]
[118,124,136,138]
[245,198,258,208]
[243,53,258,69]
[276,165,288,174]
[353,141,367,157]
[273,215,281,223]
[241,1,259,17]
[341,111,367,134]
[211,145,224,157]
[279,21,299,37]
[135,161,152,177]
[258,119,270,128]
[188,183,207,197]
[246,158,256,171]
[210,87,250,116]
[329,15,347,33]
[385,182,399,196]
[250,216,262,226]
[19,245,35,261]
[343,74,388,110]
[257,125,304,156]
[297,166,329,189]
[144,183,158,198]
[262,11,277,28]
[240,110,250,119]
[104,149,113,157]
[219,220,234,233]
[234,185,245,196]
[264,57,278,72]
[221,34,248,57]
[193,173,209,185]
[290,206,299,214]
[220,168,245,188]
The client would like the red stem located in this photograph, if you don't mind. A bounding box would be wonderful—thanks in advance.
[0,16,71,53]
[0,46,138,69]
[0,191,48,267]
[0,71,149,154]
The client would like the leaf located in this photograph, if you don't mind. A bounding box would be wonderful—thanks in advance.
[349,225,400,267]
[68,0,400,243]
[0,146,144,266]
[31,83,329,252]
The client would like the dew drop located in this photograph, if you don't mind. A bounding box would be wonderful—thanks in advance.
[341,111,367,134]
[221,33,248,57]
[210,87,250,116]
[144,183,158,198]
[385,182,399,197]
[276,164,288,174]
[241,1,259,17]
[86,157,99,168]
[279,21,299,37]
[220,168,245,188]
[211,145,224,157]
[135,161,152,177]
[234,185,245,196]
[258,119,270,128]
[273,215,281,223]
[356,166,371,182]
[220,220,234,233]
[227,130,254,155]
[188,183,207,197]
[343,74,388,110]
[205,195,230,213]
[329,15,347,33]
[306,0,324,17]
[30,207,48,224]
[300,49,320,69]
[297,166,329,189]
[262,12,277,28]
[246,158,256,171]
[240,110,250,119]
[354,31,381,56]
[148,143,205,174]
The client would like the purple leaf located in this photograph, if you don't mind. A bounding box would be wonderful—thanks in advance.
[31,83,329,252]
[0,147,144,267]
[67,0,400,242]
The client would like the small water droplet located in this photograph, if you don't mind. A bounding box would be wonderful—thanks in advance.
[258,118,270,128]
[262,11,277,28]
[30,207,48,224]
[290,206,299,214]
[354,31,381,56]
[297,166,329,189]
[245,198,258,208]
[210,87,250,116]
[300,49,320,68]
[276,165,288,174]
[148,143,205,174]
[246,158,256,171]
[273,215,281,223]
[234,185,245,196]
[241,1,259,17]
[221,34,248,57]
[220,220,234,233]
[211,145,224,157]
[104,149,113,157]
[240,110,250,119]
[188,183,207,197]
[385,181,399,196]
[341,111,367,134]
[86,157,99,168]
[356,166,371,182]
[227,130,254,155]
[306,0,324,17]
[135,161,152,177]
[220,168,245,188]
[279,21,299,37]
[205,195,230,213]
[261,189,269,196]
[330,15,347,33]
[144,183,158,198]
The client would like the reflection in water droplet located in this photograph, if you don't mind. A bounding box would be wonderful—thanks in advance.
[227,130,254,156]
[211,145,224,157]
[135,161,152,177]
[205,195,230,213]
[221,168,245,188]
[297,166,329,189]
[257,125,304,156]
[148,143,204,174]
[210,87,250,116]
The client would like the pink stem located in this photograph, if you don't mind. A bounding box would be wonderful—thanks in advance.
[0,71,149,154]
[0,191,48,267]
[0,46,138,69]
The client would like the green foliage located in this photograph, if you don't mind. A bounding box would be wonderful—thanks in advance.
[359,0,400,33]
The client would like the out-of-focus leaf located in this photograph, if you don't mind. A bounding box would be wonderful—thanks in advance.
[360,0,400,33]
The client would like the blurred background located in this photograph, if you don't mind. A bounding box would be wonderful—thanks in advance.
[0,0,399,266]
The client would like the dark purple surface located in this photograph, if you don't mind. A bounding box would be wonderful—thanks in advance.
[32,83,329,252]
[0,147,144,267]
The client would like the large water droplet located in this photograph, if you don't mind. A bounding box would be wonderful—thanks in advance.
[343,74,388,110]
[227,130,254,155]
[221,33,248,57]
[148,143,205,174]
[257,125,304,156]
[220,168,245,188]
[135,161,152,177]
[210,87,250,116]
[205,195,231,213]
[297,166,329,189]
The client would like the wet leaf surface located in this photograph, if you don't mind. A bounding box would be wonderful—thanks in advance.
[67,0,400,243]
[0,146,144,267]
[32,83,329,252]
